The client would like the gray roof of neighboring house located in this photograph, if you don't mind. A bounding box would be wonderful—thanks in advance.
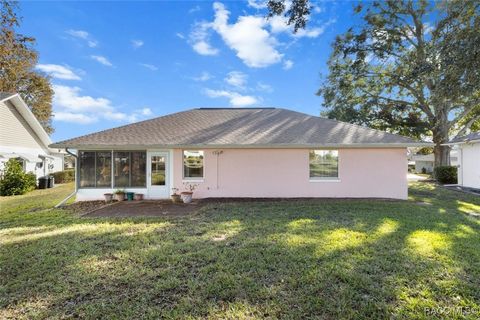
[50,107,429,148]
[447,132,480,144]
[0,92,16,101]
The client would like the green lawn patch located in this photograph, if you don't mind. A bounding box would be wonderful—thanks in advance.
[1,183,479,319]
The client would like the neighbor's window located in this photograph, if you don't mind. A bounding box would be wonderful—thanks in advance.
[309,150,339,179]
[79,151,112,188]
[183,150,204,179]
[114,151,147,187]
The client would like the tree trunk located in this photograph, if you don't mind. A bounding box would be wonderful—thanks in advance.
[432,127,450,167]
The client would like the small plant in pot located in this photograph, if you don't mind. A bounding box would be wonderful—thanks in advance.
[103,193,113,203]
[170,188,181,203]
[134,193,144,201]
[113,189,125,201]
[181,183,198,204]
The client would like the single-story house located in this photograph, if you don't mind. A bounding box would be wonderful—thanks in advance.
[0,93,64,179]
[409,153,434,173]
[445,132,480,189]
[407,149,459,174]
[50,108,429,201]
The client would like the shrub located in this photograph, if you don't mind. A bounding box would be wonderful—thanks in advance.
[434,166,458,184]
[0,159,37,196]
[52,169,75,184]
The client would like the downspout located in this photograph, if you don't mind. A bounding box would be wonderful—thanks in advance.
[54,147,77,208]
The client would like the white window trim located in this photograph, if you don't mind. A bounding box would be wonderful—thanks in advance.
[309,178,341,183]
[309,149,340,181]
[182,150,205,180]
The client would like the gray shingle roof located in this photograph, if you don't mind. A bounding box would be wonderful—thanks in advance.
[448,132,480,144]
[0,92,16,101]
[50,108,428,148]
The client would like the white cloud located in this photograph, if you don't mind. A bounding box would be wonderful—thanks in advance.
[269,16,333,38]
[131,39,144,49]
[269,16,291,33]
[54,112,97,124]
[204,89,258,107]
[176,32,185,39]
[256,82,273,93]
[189,5,201,13]
[36,64,81,80]
[313,5,324,14]
[52,85,154,124]
[65,29,98,47]
[211,2,282,68]
[247,0,267,9]
[193,41,219,56]
[193,71,212,81]
[139,108,153,116]
[225,71,247,89]
[139,63,158,71]
[189,21,219,56]
[283,59,293,70]
[90,55,113,67]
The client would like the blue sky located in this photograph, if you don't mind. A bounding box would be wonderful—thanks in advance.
[19,0,360,142]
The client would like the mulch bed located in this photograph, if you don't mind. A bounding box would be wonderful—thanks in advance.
[80,200,204,217]
[62,201,112,215]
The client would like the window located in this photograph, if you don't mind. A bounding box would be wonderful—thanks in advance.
[309,150,339,179]
[131,152,147,187]
[113,151,146,187]
[96,152,112,187]
[183,150,204,179]
[78,151,146,188]
[78,151,104,188]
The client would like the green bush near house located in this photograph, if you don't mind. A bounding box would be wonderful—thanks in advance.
[52,169,75,184]
[0,159,37,196]
[434,165,458,184]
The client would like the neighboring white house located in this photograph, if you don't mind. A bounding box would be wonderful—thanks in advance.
[0,92,64,179]
[408,149,459,173]
[410,153,435,173]
[445,132,480,189]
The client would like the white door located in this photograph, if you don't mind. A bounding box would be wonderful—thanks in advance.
[147,152,169,198]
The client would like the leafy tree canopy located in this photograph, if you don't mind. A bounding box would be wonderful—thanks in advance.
[268,0,480,165]
[0,1,54,134]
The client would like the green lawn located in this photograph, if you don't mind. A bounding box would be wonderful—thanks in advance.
[1,183,479,319]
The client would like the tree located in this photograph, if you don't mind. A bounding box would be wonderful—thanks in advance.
[268,0,480,166]
[0,1,54,133]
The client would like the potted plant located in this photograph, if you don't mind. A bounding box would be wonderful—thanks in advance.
[181,183,198,204]
[170,187,181,203]
[103,193,113,203]
[134,193,144,201]
[113,189,125,201]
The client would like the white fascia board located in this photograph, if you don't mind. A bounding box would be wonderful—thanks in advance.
[7,94,53,151]
[51,142,433,150]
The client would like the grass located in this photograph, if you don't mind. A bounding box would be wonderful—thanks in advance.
[1,183,480,319]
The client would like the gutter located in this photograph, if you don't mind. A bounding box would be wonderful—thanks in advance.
[54,147,77,208]
[442,139,480,146]
[49,142,434,150]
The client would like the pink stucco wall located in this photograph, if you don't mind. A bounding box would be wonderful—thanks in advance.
[173,148,408,200]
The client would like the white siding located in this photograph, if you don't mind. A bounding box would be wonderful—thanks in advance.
[0,100,64,180]
[459,142,480,189]
[0,101,46,150]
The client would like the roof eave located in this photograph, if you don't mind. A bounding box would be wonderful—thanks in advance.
[49,142,433,149]
[443,139,480,146]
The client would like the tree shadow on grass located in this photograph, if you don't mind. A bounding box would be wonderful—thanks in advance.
[1,185,479,319]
